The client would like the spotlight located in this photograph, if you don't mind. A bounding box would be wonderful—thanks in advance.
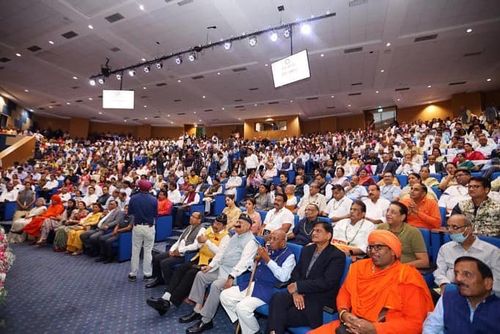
[128,69,136,77]
[116,73,122,80]
[143,65,150,73]
[188,53,196,62]
[98,77,105,85]
[300,23,311,35]
[89,79,96,86]
[224,41,232,50]
[283,28,291,38]
[175,56,182,65]
[248,36,257,47]
[155,62,163,70]
[270,32,278,42]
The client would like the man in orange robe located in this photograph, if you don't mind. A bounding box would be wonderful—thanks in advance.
[310,230,433,334]
[23,194,65,239]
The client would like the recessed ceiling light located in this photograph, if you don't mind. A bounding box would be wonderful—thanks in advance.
[238,118,241,120]
[66,102,71,105]
[254,103,258,107]
[143,86,147,90]
[15,53,21,57]
[427,85,432,88]
[48,106,53,109]
[264,64,268,67]
[300,23,311,35]
[199,119,202,122]
[124,120,127,122]
[88,97,93,101]
[320,53,324,57]
[73,76,78,80]
[375,90,379,94]
[143,105,147,108]
[170,121,174,124]
[167,114,170,117]
[194,111,197,114]
[397,98,401,101]
[88,25,94,30]
[269,32,278,42]
[221,107,225,110]
[24,89,29,92]
[98,112,102,115]
[139,4,145,11]
[48,40,54,45]
[177,79,182,83]
[144,117,148,120]
[141,58,146,62]
[217,72,221,75]
[202,95,206,99]
[380,69,384,73]
[331,95,334,98]
[290,100,293,103]
[486,78,492,82]
[347,104,351,107]
[466,28,472,33]
[386,42,391,47]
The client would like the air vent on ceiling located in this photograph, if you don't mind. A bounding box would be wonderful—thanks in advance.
[75,99,83,102]
[449,81,467,86]
[349,0,368,7]
[132,118,139,121]
[306,97,319,100]
[98,95,102,98]
[0,57,11,63]
[105,13,125,23]
[153,116,160,118]
[351,82,363,86]
[344,47,363,54]
[268,101,279,105]
[110,47,121,52]
[249,87,259,91]
[234,99,243,102]
[395,87,410,91]
[174,99,182,102]
[327,106,336,109]
[177,0,194,6]
[62,31,78,39]
[27,45,42,52]
[55,104,62,107]
[177,112,186,115]
[71,86,79,89]
[414,34,438,42]
[463,51,482,57]
[39,107,45,110]
[191,75,204,80]
[50,101,56,103]
[234,105,245,108]
[141,95,148,99]
[165,0,175,2]
[204,109,213,112]
[232,67,247,72]
[156,82,167,87]
[348,92,362,96]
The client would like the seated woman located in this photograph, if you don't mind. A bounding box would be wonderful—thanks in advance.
[330,167,350,188]
[22,195,65,242]
[396,153,421,176]
[221,194,242,230]
[36,199,77,246]
[53,201,90,252]
[66,203,103,255]
[400,173,437,200]
[357,169,376,187]
[244,197,262,235]
[284,184,298,212]
[254,184,273,211]
[420,166,440,188]
[157,190,173,216]
[8,198,47,244]
[455,152,475,170]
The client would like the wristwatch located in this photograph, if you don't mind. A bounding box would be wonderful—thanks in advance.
[228,274,235,280]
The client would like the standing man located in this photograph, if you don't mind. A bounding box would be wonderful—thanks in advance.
[128,180,158,282]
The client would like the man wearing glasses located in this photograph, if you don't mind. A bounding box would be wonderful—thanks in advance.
[310,230,433,334]
[438,168,471,215]
[451,176,500,237]
[434,214,499,296]
[379,172,401,202]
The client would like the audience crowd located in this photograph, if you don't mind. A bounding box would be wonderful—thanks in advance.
[1,112,499,333]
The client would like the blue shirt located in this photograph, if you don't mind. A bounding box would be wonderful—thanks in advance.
[128,191,158,225]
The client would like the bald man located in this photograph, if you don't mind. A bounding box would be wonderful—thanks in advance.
[220,230,296,334]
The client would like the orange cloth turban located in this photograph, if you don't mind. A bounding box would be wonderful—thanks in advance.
[368,230,402,258]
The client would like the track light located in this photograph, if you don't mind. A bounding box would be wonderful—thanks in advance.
[116,73,122,80]
[143,65,150,73]
[188,53,196,62]
[97,78,105,85]
[248,36,257,47]
[128,69,136,77]
[223,41,232,50]
[175,56,182,65]
[89,79,96,86]
[300,23,311,35]
[155,62,163,70]
[270,32,278,42]
[283,28,291,38]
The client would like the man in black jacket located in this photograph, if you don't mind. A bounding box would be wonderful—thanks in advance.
[374,153,398,176]
[267,221,346,333]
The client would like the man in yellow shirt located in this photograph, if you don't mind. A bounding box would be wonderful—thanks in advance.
[146,214,229,315]
[188,169,201,186]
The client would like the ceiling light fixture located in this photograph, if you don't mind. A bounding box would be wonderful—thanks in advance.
[88,24,94,30]
[375,90,379,94]
[139,4,145,11]
[427,85,432,88]
[300,23,311,35]
[386,42,391,47]
[177,79,182,83]
[48,40,54,45]
[66,102,71,105]
[248,36,257,47]
[143,65,150,73]
[89,79,96,86]
[88,97,93,100]
[97,77,105,85]
[175,56,182,65]
[320,53,324,57]
[270,32,278,42]
[486,78,492,82]
[116,73,121,80]
[188,53,196,62]
[155,62,163,70]
[24,89,29,92]
[72,76,78,80]
[224,41,232,50]
[15,53,21,57]
[128,69,135,77]
[466,28,472,33]
[380,69,385,73]
[283,28,291,38]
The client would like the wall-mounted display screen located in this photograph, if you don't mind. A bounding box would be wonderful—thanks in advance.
[102,90,134,109]
[271,50,311,88]
[254,120,287,132]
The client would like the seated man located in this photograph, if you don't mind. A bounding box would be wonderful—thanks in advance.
[296,182,327,218]
[434,214,499,296]
[332,200,376,258]
[362,184,390,225]
[325,185,353,223]
[95,204,133,263]
[267,221,346,333]
[146,211,205,288]
[451,176,500,237]
[377,201,429,268]
[220,230,296,334]
[261,193,294,236]
[146,214,229,315]
[423,256,500,333]
[310,230,434,334]
[401,182,441,229]
[80,200,123,256]
[289,203,319,246]
[345,175,368,201]
[179,213,258,334]
[438,168,470,215]
[378,172,401,201]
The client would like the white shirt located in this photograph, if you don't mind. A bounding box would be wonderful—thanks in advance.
[209,232,259,278]
[170,225,206,255]
[44,180,59,190]
[326,196,353,219]
[244,154,259,170]
[345,185,368,201]
[438,184,470,213]
[168,189,182,204]
[362,197,391,223]
[434,238,500,296]
[266,251,296,283]
[263,207,295,233]
[0,189,18,202]
[332,218,376,252]
[297,193,327,218]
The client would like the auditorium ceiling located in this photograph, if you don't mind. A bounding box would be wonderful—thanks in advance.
[1,0,500,126]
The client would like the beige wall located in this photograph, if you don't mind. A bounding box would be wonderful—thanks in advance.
[397,100,455,123]
[151,126,184,139]
[451,92,482,115]
[33,115,70,132]
[244,115,300,139]
[302,116,337,134]
[136,124,152,139]
[88,122,135,136]
[482,89,500,108]
[69,117,89,139]
[336,114,365,131]
[205,124,243,139]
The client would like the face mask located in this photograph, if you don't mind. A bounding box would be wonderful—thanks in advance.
[450,231,468,244]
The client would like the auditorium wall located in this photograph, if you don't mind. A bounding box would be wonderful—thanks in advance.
[482,89,500,107]
[301,116,337,134]
[397,100,454,124]
[33,115,70,132]
[243,115,300,139]
[205,124,244,139]
[151,126,184,139]
[335,114,366,131]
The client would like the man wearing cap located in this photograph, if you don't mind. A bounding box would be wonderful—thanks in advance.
[128,179,158,282]
[310,230,434,334]
[146,213,229,315]
[179,213,258,333]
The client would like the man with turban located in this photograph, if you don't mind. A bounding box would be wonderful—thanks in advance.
[310,230,434,334]
[23,194,64,239]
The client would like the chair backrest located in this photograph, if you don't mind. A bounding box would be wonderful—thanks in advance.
[419,228,432,262]
[439,207,447,226]
[396,175,408,187]
[479,235,500,248]
[340,255,352,285]
[257,210,267,223]
[287,242,303,262]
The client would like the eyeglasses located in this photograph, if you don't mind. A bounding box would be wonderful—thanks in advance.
[446,224,468,231]
[366,244,389,252]
[467,185,482,189]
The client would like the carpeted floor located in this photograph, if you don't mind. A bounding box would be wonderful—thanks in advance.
[0,244,239,334]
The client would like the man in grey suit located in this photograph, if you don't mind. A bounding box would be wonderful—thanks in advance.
[81,200,124,257]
